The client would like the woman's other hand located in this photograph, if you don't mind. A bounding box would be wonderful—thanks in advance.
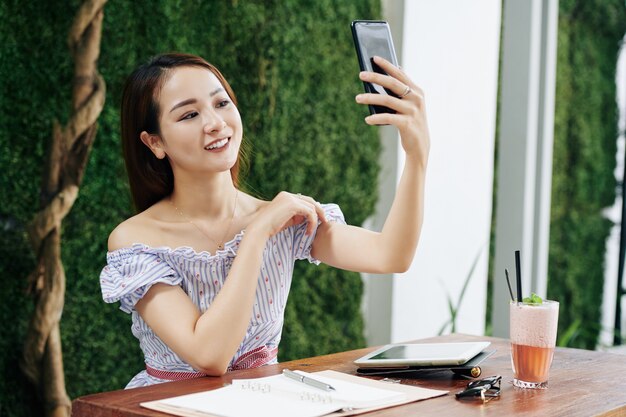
[248,192,327,239]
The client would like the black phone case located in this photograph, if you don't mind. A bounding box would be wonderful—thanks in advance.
[351,20,399,115]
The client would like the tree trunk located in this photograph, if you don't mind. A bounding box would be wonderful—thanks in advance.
[21,1,107,416]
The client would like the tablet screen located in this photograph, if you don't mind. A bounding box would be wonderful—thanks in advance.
[354,342,491,367]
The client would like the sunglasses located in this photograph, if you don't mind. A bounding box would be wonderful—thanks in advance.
[455,375,502,402]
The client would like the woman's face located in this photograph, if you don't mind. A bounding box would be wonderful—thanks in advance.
[154,66,243,176]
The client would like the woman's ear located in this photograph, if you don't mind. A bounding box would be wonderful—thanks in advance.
[140,131,166,159]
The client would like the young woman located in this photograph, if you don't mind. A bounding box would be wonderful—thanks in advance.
[100,52,429,388]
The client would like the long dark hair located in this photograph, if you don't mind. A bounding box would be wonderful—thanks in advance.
[120,53,248,212]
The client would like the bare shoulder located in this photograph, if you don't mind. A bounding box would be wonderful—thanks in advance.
[108,215,145,252]
[107,203,167,252]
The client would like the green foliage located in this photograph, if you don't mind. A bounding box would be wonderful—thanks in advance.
[557,318,581,347]
[548,0,626,349]
[439,247,484,335]
[0,1,380,415]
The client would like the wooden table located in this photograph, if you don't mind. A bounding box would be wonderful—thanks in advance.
[72,334,626,417]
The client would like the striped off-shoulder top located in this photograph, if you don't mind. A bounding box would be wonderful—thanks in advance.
[100,203,345,388]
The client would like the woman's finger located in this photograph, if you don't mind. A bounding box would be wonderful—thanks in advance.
[359,71,410,98]
[364,112,405,126]
[356,92,415,114]
[359,71,424,105]
[371,55,414,87]
[297,200,318,235]
[294,193,327,223]
[367,56,425,100]
[291,195,322,235]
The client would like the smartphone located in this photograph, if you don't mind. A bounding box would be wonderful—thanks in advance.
[351,20,399,115]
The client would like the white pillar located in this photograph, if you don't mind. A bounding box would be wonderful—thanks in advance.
[362,0,501,345]
[492,0,558,337]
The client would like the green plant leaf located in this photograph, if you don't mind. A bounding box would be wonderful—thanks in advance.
[558,319,581,347]
[522,293,543,305]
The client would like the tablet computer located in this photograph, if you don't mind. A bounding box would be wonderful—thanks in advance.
[353,342,491,368]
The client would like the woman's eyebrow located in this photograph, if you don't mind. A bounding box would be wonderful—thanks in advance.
[169,98,196,113]
[169,88,225,113]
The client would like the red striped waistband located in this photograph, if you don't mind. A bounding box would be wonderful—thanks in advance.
[145,365,207,381]
[145,346,279,381]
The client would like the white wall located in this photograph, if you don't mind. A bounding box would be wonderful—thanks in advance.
[362,0,502,344]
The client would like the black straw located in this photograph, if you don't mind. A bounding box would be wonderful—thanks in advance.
[505,269,515,301]
[515,250,522,302]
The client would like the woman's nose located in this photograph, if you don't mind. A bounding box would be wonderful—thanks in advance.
[203,114,226,133]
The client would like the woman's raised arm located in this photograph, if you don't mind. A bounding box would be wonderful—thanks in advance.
[310,56,429,274]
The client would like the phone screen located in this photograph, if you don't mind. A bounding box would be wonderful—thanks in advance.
[351,20,399,114]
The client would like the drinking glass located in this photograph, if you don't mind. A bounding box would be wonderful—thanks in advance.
[509,300,559,389]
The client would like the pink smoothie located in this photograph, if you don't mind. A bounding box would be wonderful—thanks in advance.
[510,301,559,348]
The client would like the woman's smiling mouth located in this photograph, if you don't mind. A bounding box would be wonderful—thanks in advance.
[205,137,230,151]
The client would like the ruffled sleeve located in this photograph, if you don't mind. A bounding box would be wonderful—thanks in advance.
[100,247,181,314]
[292,203,346,265]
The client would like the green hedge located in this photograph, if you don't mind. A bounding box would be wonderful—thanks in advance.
[548,0,626,349]
[0,1,380,415]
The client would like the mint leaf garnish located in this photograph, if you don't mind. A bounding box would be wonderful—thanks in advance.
[522,293,543,305]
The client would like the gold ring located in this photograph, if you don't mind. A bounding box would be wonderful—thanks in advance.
[399,85,411,98]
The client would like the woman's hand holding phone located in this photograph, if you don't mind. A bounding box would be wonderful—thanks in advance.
[355,56,430,168]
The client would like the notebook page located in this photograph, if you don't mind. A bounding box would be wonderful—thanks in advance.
[158,381,340,417]
[154,373,406,417]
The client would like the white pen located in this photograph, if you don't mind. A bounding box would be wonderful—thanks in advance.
[283,369,336,392]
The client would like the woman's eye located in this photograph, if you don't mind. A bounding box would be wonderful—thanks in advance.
[180,111,198,121]
[217,100,230,108]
